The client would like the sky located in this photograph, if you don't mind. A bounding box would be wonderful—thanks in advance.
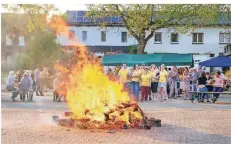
[55,4,87,13]
[1,4,87,13]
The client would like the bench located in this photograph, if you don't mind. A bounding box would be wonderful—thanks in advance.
[11,90,34,101]
[10,89,56,102]
[189,91,231,103]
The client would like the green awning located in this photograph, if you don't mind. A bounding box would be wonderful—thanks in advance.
[101,54,193,66]
[160,54,193,66]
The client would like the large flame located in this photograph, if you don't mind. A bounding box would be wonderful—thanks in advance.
[50,17,143,128]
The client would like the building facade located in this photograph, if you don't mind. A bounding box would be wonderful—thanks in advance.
[57,11,231,65]
[1,13,26,69]
[58,26,230,56]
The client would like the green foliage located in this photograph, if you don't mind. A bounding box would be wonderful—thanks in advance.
[11,31,60,70]
[2,4,64,69]
[128,45,138,54]
[14,53,33,70]
[26,30,60,67]
[86,4,223,54]
[2,4,58,34]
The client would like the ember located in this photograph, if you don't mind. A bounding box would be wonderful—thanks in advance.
[49,17,161,130]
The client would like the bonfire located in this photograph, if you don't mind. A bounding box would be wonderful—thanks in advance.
[50,17,160,130]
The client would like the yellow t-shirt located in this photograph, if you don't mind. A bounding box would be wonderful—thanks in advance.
[141,73,152,87]
[118,69,129,83]
[131,70,141,82]
[148,71,153,86]
[159,70,168,83]
[139,69,145,75]
[225,70,231,79]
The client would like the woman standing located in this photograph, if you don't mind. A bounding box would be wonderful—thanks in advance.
[183,67,191,100]
[140,67,152,102]
[131,65,141,101]
[150,65,159,101]
[158,64,168,102]
[197,72,209,102]
[27,70,34,102]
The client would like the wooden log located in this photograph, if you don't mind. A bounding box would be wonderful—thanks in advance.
[64,112,73,117]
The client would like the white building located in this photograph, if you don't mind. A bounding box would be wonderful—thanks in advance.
[57,11,231,65]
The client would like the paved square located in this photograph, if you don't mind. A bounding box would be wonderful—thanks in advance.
[1,93,231,144]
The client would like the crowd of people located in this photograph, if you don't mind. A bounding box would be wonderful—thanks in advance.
[111,63,230,103]
[5,63,230,103]
[5,66,67,102]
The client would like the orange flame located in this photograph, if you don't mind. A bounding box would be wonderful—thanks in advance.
[49,17,140,126]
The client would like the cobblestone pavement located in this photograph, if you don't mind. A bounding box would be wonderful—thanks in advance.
[2,93,231,144]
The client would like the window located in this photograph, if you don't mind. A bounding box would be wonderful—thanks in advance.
[219,53,224,56]
[68,30,75,40]
[210,54,215,57]
[6,35,12,46]
[192,33,203,44]
[154,32,162,44]
[101,31,106,42]
[121,32,127,42]
[219,33,230,44]
[18,36,25,46]
[82,31,87,41]
[171,33,179,43]
[6,53,12,64]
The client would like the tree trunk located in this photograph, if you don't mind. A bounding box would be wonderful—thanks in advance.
[137,42,146,54]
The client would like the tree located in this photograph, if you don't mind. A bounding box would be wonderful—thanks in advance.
[26,30,60,67]
[128,45,138,54]
[2,4,63,68]
[86,4,221,54]
[2,4,58,34]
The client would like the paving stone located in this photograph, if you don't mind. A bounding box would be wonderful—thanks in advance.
[2,93,231,144]
[2,108,231,144]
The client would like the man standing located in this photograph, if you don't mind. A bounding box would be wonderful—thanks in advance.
[190,67,200,100]
[34,67,44,96]
[118,64,129,91]
[169,66,179,99]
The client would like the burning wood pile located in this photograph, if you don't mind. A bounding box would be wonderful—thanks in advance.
[52,102,161,130]
[50,17,161,131]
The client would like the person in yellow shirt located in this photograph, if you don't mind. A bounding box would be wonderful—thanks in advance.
[139,64,146,87]
[147,66,153,101]
[140,64,146,74]
[140,66,153,102]
[131,64,141,101]
[118,64,129,91]
[225,67,231,80]
[158,64,168,102]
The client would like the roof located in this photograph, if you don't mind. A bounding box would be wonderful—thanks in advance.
[66,10,231,26]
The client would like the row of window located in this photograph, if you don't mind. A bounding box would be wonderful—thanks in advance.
[69,31,128,42]
[5,36,25,46]
[69,30,231,44]
[155,32,230,44]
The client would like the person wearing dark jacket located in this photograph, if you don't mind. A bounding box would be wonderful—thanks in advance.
[11,73,31,102]
[197,72,209,102]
